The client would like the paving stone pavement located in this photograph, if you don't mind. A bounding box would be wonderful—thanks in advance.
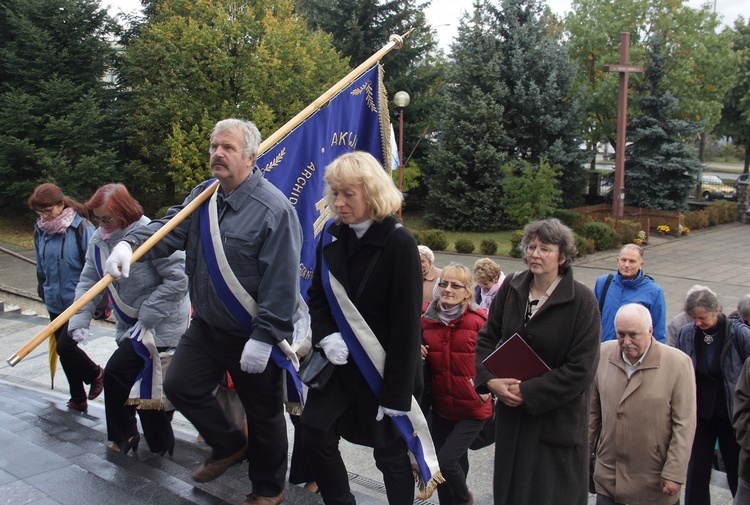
[1,221,747,504]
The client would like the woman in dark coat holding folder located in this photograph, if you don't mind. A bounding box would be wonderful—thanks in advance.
[474,218,601,505]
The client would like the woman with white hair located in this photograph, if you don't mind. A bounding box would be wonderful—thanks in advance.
[419,245,442,304]
[676,288,750,504]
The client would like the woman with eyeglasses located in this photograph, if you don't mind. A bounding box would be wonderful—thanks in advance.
[67,183,190,456]
[675,288,750,504]
[421,263,491,505]
[474,218,601,505]
[28,183,101,413]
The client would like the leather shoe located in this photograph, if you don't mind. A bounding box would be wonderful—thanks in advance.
[67,399,88,412]
[191,443,247,482]
[243,491,285,505]
[88,366,104,400]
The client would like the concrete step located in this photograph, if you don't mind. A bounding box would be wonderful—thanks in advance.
[0,381,326,505]
[0,309,404,505]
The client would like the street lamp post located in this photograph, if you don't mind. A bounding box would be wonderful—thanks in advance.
[393,90,410,221]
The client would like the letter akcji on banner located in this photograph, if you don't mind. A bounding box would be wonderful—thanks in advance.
[257,64,392,299]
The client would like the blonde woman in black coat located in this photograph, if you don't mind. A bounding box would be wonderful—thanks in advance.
[300,151,427,505]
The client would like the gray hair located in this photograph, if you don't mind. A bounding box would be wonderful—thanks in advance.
[684,287,721,315]
[418,245,435,265]
[614,303,652,331]
[685,284,709,300]
[521,218,577,272]
[737,294,750,323]
[619,243,644,259]
[211,119,262,159]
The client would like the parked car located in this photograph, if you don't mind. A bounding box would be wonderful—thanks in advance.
[733,173,750,189]
[700,174,736,201]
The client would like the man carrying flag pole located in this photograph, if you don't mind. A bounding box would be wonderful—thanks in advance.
[105,118,302,505]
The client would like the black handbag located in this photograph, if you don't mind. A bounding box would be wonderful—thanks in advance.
[298,349,335,390]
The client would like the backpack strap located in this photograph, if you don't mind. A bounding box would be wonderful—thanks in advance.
[598,273,614,314]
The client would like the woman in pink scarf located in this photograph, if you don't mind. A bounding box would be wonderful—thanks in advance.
[472,258,506,310]
[29,183,101,412]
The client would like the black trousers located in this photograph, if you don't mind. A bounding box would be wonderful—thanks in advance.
[103,338,174,453]
[431,413,485,505]
[302,424,414,505]
[685,414,740,505]
[50,312,100,403]
[163,318,287,497]
[288,413,314,485]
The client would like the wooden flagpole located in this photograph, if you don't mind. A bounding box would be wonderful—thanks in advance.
[7,33,408,367]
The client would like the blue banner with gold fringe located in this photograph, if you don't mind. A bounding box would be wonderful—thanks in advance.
[257,64,392,299]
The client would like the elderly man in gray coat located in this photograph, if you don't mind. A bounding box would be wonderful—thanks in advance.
[590,303,696,505]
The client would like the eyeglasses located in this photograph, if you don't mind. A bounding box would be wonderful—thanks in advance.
[35,205,60,217]
[525,244,556,258]
[438,281,466,290]
[91,215,115,225]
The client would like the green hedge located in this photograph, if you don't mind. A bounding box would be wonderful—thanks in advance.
[454,238,476,254]
[480,239,498,255]
[580,221,619,251]
[422,229,448,251]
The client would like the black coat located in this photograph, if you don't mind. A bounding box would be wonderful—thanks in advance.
[474,269,601,505]
[301,217,423,447]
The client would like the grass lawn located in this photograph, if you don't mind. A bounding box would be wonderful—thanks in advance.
[402,212,515,256]
[0,215,36,249]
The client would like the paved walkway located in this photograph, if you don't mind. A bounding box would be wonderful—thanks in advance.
[1,221,747,504]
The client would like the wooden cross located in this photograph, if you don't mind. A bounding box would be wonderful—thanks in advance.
[603,32,643,218]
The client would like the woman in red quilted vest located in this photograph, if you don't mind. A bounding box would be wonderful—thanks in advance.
[421,263,492,505]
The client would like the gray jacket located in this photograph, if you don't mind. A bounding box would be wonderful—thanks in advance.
[70,217,190,347]
[676,315,750,417]
[125,170,302,345]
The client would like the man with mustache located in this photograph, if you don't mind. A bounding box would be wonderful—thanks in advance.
[594,244,667,343]
[589,303,696,505]
[105,118,302,505]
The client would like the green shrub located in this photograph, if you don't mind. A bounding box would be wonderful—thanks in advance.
[711,201,738,223]
[706,205,721,226]
[409,229,422,245]
[574,233,595,256]
[422,229,448,251]
[581,221,619,251]
[454,238,476,254]
[551,209,589,233]
[480,239,498,255]
[509,230,525,258]
[602,217,641,246]
[683,210,708,230]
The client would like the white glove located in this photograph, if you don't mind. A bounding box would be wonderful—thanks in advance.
[376,405,410,422]
[70,328,90,345]
[240,339,273,374]
[105,241,133,278]
[318,332,349,365]
[128,321,152,342]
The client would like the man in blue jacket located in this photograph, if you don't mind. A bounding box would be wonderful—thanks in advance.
[594,244,667,342]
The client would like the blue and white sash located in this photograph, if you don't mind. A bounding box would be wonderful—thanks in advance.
[319,221,443,495]
[94,245,164,410]
[198,183,304,404]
